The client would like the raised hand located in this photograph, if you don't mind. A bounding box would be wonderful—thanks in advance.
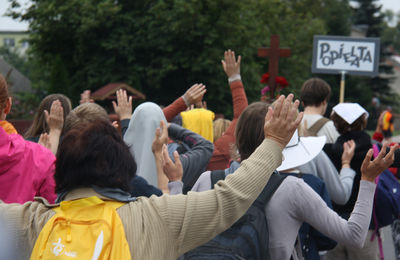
[112,89,133,120]
[80,90,94,104]
[183,84,207,106]
[221,49,241,78]
[264,94,303,150]
[44,100,64,155]
[361,143,398,182]
[38,133,51,150]
[162,144,183,182]
[151,120,169,154]
[45,100,64,132]
[342,140,356,167]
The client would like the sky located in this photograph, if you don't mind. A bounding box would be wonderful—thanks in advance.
[0,0,399,31]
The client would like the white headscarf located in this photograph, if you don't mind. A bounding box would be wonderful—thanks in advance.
[123,102,167,187]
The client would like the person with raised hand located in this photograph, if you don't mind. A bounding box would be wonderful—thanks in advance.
[41,99,64,155]
[25,94,72,142]
[0,94,302,259]
[163,83,207,122]
[0,74,57,204]
[151,120,170,193]
[113,89,133,136]
[165,96,397,259]
[79,90,94,104]
[208,49,248,170]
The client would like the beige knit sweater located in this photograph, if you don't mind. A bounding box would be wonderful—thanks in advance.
[0,139,282,260]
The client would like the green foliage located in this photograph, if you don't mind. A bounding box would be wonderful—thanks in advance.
[7,0,356,116]
[351,0,384,37]
[350,0,400,129]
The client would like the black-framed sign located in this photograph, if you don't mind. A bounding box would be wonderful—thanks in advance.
[312,35,380,76]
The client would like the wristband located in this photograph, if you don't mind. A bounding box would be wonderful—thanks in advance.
[228,74,241,83]
[182,95,190,107]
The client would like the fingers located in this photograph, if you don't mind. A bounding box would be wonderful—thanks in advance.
[162,144,172,165]
[237,55,241,66]
[279,94,294,120]
[376,143,388,160]
[160,120,168,141]
[187,84,199,93]
[293,112,304,127]
[265,106,273,122]
[221,60,226,70]
[383,144,398,166]
[287,98,300,124]
[173,151,181,166]
[272,95,285,118]
[349,140,356,152]
[343,141,349,152]
[44,110,49,124]
[112,121,119,128]
[112,101,117,112]
[155,127,161,138]
[361,149,373,170]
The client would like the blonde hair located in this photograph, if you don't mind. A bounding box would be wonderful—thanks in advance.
[213,118,231,142]
[63,103,109,134]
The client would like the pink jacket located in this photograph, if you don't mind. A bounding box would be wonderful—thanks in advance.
[0,127,56,204]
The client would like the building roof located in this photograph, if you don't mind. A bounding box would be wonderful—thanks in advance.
[0,58,31,93]
[91,83,146,101]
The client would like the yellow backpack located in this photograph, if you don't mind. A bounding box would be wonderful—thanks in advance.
[31,196,131,260]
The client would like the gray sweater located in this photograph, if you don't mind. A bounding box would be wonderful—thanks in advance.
[298,151,356,205]
[169,171,376,260]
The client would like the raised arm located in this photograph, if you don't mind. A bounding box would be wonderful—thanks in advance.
[298,140,357,205]
[151,121,170,194]
[208,50,248,170]
[151,95,303,255]
[112,89,133,137]
[41,100,64,155]
[168,123,213,191]
[295,143,397,248]
[163,84,206,122]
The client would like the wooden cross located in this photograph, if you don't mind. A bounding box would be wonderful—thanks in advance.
[258,35,291,98]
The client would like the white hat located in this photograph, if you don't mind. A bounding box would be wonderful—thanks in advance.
[277,130,326,171]
[332,103,369,124]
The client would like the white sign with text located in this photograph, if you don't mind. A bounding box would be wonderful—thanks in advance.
[312,36,380,76]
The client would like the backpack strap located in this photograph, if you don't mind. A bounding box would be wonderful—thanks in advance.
[254,172,287,208]
[307,117,330,136]
[210,170,227,187]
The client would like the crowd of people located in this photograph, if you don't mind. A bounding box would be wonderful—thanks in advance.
[0,50,399,260]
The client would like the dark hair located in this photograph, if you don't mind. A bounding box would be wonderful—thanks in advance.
[24,94,72,138]
[300,78,331,107]
[235,102,269,161]
[55,121,136,193]
[331,113,367,135]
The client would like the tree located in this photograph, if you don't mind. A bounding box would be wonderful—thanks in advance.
[8,0,351,116]
[350,0,399,129]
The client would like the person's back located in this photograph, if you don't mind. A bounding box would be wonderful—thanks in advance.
[0,125,56,204]
[323,104,371,219]
[0,74,56,204]
[0,95,301,259]
[300,78,339,143]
